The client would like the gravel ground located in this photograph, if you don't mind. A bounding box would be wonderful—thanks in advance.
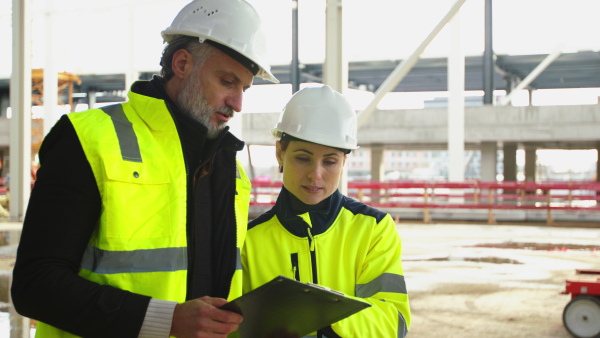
[398,222,600,338]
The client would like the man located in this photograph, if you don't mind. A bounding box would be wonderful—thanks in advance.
[11,0,278,337]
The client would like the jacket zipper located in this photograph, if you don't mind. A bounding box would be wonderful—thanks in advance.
[306,226,318,284]
[290,253,300,281]
[166,101,194,301]
[187,156,212,299]
[307,226,324,338]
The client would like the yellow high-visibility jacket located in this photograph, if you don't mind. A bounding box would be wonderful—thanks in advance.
[243,188,410,337]
[36,89,251,337]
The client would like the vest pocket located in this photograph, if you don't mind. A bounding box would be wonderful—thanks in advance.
[103,158,172,239]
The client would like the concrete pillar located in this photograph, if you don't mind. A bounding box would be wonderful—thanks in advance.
[324,0,348,195]
[323,0,347,93]
[503,142,518,182]
[87,90,97,110]
[0,94,9,117]
[480,142,497,182]
[447,10,465,183]
[524,145,537,182]
[370,144,385,182]
[370,144,385,203]
[43,6,58,138]
[596,143,600,182]
[10,0,33,221]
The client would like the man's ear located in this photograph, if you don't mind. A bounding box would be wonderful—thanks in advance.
[171,49,194,79]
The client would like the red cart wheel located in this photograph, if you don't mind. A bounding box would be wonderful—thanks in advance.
[563,296,600,338]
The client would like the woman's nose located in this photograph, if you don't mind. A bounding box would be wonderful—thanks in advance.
[307,163,323,180]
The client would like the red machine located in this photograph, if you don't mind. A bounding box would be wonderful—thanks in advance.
[562,269,600,338]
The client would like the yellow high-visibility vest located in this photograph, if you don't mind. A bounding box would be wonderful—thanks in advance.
[36,90,250,337]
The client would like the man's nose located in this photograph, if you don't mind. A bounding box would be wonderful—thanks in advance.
[225,90,243,112]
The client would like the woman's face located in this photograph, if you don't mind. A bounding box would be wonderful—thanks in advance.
[277,140,346,205]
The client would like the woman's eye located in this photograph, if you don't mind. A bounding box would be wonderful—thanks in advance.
[296,157,309,162]
[324,160,337,166]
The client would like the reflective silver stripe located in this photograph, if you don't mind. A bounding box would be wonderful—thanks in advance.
[81,246,187,274]
[356,273,407,298]
[101,104,143,163]
[236,247,242,270]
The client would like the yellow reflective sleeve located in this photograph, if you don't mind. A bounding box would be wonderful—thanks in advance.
[331,214,411,337]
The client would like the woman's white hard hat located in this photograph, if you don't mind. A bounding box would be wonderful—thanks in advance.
[272,86,359,151]
[161,0,278,83]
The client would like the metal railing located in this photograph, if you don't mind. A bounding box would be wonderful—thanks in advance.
[250,180,600,224]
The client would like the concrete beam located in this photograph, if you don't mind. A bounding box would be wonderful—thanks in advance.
[239,104,600,150]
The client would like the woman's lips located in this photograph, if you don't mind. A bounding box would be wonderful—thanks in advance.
[302,185,322,193]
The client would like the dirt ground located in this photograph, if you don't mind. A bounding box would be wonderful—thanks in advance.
[399,222,600,338]
[0,222,598,337]
[406,267,575,337]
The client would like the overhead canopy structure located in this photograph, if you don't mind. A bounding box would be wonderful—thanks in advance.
[258,51,600,92]
[2,51,598,105]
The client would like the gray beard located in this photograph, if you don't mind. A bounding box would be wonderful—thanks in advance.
[177,74,235,139]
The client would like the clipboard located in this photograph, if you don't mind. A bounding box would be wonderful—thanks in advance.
[220,275,371,338]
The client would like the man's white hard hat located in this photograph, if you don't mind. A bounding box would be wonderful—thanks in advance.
[272,86,359,152]
[162,0,278,83]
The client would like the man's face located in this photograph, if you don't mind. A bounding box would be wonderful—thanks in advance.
[177,49,254,139]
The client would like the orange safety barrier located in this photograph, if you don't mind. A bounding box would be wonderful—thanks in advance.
[250,180,600,224]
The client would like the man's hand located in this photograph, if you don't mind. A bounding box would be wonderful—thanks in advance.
[170,296,243,338]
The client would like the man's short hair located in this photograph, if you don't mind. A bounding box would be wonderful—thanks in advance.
[160,35,216,81]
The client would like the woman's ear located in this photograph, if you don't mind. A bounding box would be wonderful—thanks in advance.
[275,141,284,165]
[275,141,284,173]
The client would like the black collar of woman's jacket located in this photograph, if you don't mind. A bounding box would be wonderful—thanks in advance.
[274,186,346,237]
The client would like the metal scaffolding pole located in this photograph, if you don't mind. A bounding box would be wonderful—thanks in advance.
[498,46,562,106]
[357,0,468,128]
[483,0,494,105]
[291,0,300,93]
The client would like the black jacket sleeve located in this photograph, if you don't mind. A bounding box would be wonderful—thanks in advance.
[11,115,151,338]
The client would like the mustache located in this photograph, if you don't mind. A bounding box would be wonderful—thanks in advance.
[217,106,235,118]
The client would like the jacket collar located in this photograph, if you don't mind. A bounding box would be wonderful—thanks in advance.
[128,78,245,153]
[274,187,345,237]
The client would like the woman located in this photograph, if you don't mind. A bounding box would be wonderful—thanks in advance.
[242,86,411,337]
